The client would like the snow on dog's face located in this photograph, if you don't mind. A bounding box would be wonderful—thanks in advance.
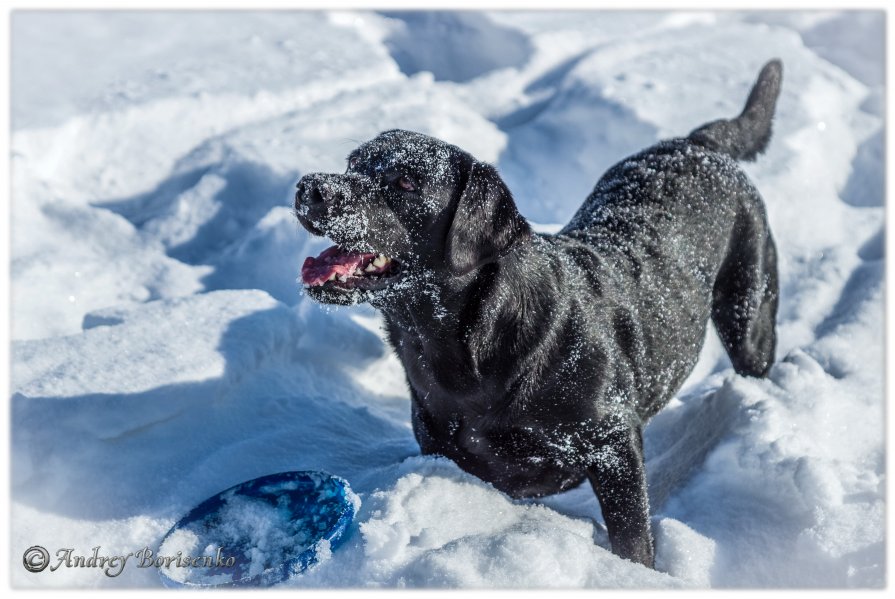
[295,129,530,306]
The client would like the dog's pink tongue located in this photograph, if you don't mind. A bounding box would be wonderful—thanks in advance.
[302,245,375,286]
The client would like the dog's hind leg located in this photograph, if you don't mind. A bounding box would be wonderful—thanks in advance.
[711,194,778,378]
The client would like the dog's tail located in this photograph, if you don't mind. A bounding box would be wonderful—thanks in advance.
[687,59,783,161]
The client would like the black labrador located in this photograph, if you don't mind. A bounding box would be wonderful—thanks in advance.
[294,60,782,568]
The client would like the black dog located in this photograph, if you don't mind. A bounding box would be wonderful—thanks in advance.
[295,60,782,568]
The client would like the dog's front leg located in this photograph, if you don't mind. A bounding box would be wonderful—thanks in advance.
[586,422,654,568]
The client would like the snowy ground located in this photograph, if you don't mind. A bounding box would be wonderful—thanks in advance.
[9,10,885,588]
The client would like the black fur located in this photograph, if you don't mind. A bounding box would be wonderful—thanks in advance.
[688,59,782,161]
[294,60,782,568]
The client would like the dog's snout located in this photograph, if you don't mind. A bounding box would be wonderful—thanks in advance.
[308,183,326,206]
[296,175,343,213]
[294,174,341,238]
[295,177,325,209]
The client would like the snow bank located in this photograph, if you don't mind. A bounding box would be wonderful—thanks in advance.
[9,10,884,589]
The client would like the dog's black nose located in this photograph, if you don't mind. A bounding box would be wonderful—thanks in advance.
[295,177,326,210]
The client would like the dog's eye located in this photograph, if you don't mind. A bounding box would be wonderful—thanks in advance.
[396,176,416,192]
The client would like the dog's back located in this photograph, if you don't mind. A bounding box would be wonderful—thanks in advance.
[558,60,782,419]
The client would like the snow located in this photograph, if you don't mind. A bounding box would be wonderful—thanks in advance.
[9,9,884,589]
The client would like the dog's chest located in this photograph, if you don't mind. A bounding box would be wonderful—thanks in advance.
[392,327,477,395]
[413,400,587,497]
[413,388,545,461]
[438,407,503,453]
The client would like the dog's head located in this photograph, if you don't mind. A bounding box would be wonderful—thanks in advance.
[295,130,531,306]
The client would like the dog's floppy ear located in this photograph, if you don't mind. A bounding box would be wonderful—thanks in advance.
[445,161,531,276]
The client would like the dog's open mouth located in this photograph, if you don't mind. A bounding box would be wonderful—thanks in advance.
[301,245,401,291]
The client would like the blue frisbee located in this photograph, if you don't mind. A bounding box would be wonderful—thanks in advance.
[156,471,359,588]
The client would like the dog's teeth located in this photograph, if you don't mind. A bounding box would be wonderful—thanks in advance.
[364,263,377,272]
[338,275,348,283]
[354,268,363,275]
[327,272,338,282]
[372,255,387,268]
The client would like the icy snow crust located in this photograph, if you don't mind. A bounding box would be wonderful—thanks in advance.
[10,10,884,588]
